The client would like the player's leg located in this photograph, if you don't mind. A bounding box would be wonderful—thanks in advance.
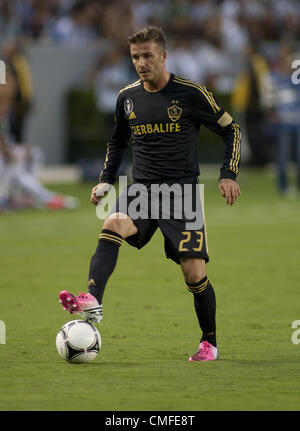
[0,155,9,211]
[159,222,218,360]
[10,164,79,209]
[87,202,158,307]
[159,207,218,361]
[180,257,218,361]
[59,212,137,323]
[59,181,158,323]
[87,212,138,305]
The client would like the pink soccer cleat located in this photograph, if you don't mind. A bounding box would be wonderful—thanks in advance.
[59,290,103,323]
[188,341,219,362]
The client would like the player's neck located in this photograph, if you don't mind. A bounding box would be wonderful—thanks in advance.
[143,70,171,92]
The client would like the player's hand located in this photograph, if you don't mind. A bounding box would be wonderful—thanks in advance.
[90,182,112,205]
[218,178,241,206]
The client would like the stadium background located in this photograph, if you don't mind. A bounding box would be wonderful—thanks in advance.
[2,0,300,178]
[1,0,300,413]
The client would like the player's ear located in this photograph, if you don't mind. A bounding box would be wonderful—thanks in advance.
[162,50,167,63]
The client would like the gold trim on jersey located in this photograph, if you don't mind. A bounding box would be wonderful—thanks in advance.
[99,143,110,182]
[118,79,142,95]
[173,75,220,114]
[229,123,241,174]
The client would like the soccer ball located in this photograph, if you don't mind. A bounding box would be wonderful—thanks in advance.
[56,320,101,364]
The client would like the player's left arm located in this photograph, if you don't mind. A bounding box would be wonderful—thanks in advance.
[193,87,241,205]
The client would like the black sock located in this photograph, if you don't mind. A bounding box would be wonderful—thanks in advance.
[186,276,217,347]
[88,229,123,304]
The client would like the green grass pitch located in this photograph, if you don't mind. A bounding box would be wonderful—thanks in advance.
[0,168,300,411]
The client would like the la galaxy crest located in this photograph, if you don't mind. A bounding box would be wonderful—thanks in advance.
[167,103,182,122]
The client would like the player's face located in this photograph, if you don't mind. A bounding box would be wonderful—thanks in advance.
[130,41,167,85]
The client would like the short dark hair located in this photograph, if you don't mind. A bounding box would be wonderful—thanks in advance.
[127,26,167,51]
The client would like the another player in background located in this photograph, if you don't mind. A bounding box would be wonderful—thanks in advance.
[59,26,241,361]
[1,38,34,144]
[0,62,78,212]
[0,61,16,210]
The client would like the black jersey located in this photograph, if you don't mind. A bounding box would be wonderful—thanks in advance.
[99,73,241,184]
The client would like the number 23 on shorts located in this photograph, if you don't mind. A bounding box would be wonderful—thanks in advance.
[178,231,203,252]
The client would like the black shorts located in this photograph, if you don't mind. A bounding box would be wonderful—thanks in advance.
[110,178,209,265]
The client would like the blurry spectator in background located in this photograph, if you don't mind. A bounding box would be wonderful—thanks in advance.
[167,37,203,83]
[51,0,101,46]
[196,32,233,92]
[100,0,134,45]
[21,0,56,40]
[1,37,33,144]
[0,60,78,211]
[0,62,16,211]
[220,2,249,55]
[161,0,191,37]
[130,0,164,29]
[0,0,22,40]
[189,0,215,26]
[87,45,134,175]
[90,46,133,131]
[267,43,300,196]
[231,40,270,166]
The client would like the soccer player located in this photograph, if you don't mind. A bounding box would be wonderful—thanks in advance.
[59,26,241,361]
[0,64,79,211]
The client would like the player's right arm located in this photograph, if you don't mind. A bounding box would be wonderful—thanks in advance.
[91,93,131,205]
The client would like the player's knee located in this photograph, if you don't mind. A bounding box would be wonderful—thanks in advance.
[185,273,206,285]
[103,213,135,238]
[180,258,206,285]
[103,215,125,234]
